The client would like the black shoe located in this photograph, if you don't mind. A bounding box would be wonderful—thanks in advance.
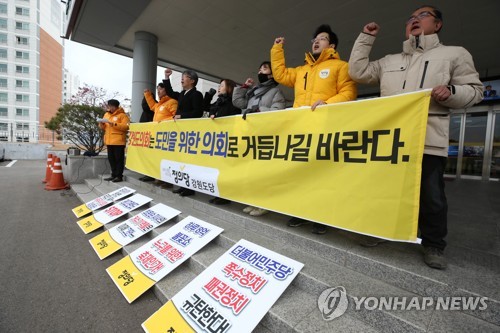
[160,182,173,189]
[311,223,327,235]
[179,189,195,197]
[358,235,388,247]
[287,217,309,227]
[104,176,114,181]
[423,246,447,270]
[111,177,123,183]
[173,187,184,194]
[139,176,154,182]
[213,198,230,205]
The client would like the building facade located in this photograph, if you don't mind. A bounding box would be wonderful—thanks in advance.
[0,0,63,143]
[62,68,79,104]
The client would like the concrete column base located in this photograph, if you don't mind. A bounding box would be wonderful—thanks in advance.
[65,155,109,183]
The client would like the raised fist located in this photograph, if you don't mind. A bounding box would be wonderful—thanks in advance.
[274,37,285,45]
[363,22,380,36]
[244,78,254,87]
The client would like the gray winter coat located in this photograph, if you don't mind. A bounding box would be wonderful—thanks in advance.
[232,80,285,113]
[349,32,483,157]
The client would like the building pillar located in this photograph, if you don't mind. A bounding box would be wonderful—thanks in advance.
[131,31,158,123]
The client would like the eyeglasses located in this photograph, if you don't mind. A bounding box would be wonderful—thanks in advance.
[406,11,437,25]
[311,36,330,44]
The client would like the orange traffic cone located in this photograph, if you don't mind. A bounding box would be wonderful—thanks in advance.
[42,153,53,183]
[45,156,69,190]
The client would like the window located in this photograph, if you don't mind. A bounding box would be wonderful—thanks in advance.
[16,65,29,74]
[16,36,28,45]
[0,63,6,73]
[0,48,6,58]
[16,51,29,60]
[0,107,6,117]
[16,123,29,130]
[16,94,29,102]
[16,79,29,88]
[0,122,7,131]
[0,4,7,15]
[15,7,30,17]
[0,92,7,102]
[0,18,7,29]
[16,108,29,116]
[0,78,6,87]
[0,33,6,43]
[16,21,30,31]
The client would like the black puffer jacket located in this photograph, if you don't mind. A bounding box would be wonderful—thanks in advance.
[139,96,154,122]
[203,93,241,118]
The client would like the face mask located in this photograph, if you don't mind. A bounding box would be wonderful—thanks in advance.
[258,73,270,83]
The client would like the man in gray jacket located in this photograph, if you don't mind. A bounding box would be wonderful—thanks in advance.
[348,5,483,269]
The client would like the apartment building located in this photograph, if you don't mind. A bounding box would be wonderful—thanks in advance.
[0,0,63,142]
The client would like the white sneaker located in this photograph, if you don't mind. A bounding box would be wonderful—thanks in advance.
[243,206,254,213]
[249,208,268,216]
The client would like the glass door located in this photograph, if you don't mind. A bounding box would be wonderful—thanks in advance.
[461,112,488,178]
[491,112,500,179]
[446,114,462,176]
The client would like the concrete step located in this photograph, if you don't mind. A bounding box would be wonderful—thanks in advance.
[70,174,500,332]
[117,174,500,302]
[73,179,392,332]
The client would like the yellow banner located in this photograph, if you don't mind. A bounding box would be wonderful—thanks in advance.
[127,91,430,242]
[142,300,195,333]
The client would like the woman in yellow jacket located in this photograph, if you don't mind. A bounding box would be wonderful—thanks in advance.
[271,24,357,111]
[144,82,178,122]
[143,82,178,188]
[98,99,130,182]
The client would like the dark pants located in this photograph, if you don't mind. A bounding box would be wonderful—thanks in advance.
[107,145,125,178]
[419,154,448,250]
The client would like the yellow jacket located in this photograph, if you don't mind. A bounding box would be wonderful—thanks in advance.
[271,44,357,107]
[99,107,129,145]
[144,92,178,122]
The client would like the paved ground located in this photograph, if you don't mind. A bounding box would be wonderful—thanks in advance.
[0,160,161,333]
[1,159,499,332]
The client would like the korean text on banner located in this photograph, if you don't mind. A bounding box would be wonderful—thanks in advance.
[142,239,304,333]
[106,216,224,303]
[77,193,152,234]
[89,203,181,260]
[72,186,136,218]
[126,91,430,242]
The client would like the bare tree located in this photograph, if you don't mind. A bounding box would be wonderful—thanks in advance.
[68,84,122,108]
[45,84,128,154]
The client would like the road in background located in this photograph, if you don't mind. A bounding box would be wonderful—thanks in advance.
[0,160,161,332]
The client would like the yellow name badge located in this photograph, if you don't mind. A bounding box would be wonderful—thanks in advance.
[89,230,122,260]
[106,256,156,303]
[142,300,195,333]
[77,215,103,234]
[72,203,91,218]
